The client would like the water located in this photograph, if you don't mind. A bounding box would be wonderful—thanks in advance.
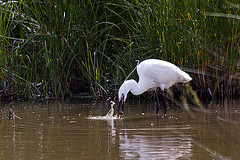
[0,100,240,159]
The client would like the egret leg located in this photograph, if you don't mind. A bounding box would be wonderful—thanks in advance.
[154,91,160,115]
[182,83,185,94]
[162,90,167,117]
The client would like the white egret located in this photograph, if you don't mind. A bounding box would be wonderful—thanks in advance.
[118,59,192,116]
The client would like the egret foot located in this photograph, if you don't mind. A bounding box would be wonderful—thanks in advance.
[163,114,167,118]
[117,111,124,118]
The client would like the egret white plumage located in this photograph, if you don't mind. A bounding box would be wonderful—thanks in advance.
[118,59,192,116]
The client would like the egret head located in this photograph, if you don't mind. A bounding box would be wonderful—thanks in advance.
[118,80,135,113]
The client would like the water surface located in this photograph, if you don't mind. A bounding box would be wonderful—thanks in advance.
[0,100,240,159]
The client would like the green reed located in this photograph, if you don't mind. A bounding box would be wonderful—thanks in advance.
[0,0,240,99]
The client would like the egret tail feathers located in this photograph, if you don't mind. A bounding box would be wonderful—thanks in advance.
[180,71,192,82]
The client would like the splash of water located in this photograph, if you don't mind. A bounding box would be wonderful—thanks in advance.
[87,101,121,120]
[106,101,115,117]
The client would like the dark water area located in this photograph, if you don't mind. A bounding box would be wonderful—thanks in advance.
[0,100,240,159]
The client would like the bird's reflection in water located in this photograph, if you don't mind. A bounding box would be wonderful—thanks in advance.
[119,129,192,160]
[104,115,192,160]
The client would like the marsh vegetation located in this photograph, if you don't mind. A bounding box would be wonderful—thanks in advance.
[1,0,240,100]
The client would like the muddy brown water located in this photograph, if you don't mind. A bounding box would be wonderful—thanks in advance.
[0,100,240,159]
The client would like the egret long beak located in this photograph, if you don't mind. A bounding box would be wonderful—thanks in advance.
[118,95,124,113]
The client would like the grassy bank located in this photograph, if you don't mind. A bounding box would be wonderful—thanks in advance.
[0,0,240,100]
